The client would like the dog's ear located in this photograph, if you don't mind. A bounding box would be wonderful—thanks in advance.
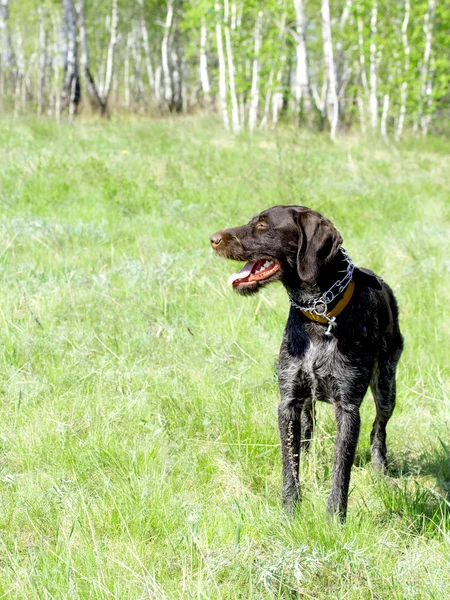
[294,210,343,283]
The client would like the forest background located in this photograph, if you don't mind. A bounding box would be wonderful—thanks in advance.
[0,0,449,138]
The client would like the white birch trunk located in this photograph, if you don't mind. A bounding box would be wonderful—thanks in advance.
[38,7,47,115]
[224,0,240,133]
[0,0,15,96]
[137,0,155,94]
[321,0,338,139]
[161,0,173,109]
[14,25,24,117]
[415,0,436,134]
[62,0,79,115]
[102,0,118,102]
[215,3,229,131]
[199,20,210,103]
[293,0,310,114]
[78,0,106,113]
[395,0,410,141]
[170,27,182,112]
[248,11,262,133]
[124,33,131,109]
[51,13,61,120]
[369,2,378,130]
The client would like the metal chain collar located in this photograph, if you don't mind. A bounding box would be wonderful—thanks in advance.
[288,247,354,335]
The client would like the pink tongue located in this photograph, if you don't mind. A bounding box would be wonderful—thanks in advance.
[227,261,257,286]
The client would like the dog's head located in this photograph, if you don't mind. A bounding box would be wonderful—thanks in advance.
[210,205,343,295]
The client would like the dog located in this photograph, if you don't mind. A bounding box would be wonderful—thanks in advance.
[210,205,403,519]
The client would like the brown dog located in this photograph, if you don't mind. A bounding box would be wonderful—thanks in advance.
[211,205,403,519]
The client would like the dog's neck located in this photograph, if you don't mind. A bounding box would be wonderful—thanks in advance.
[286,250,351,308]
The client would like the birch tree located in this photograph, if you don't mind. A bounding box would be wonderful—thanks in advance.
[0,0,15,95]
[161,0,173,110]
[61,0,80,117]
[0,0,448,135]
[77,0,106,114]
[415,0,436,134]
[138,0,155,97]
[215,2,229,130]
[223,0,240,133]
[293,0,310,116]
[369,1,378,130]
[248,11,262,133]
[395,0,410,140]
[321,0,339,139]
[101,0,118,104]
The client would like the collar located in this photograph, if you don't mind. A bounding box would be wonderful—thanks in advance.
[288,247,355,335]
[300,279,355,324]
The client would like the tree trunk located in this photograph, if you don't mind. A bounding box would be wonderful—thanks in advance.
[171,26,182,112]
[37,7,47,115]
[293,0,310,116]
[14,25,25,117]
[336,0,352,119]
[224,0,240,133]
[161,0,173,110]
[248,11,262,133]
[62,0,80,117]
[395,0,410,141]
[215,3,229,130]
[78,0,106,114]
[124,33,131,109]
[137,0,155,96]
[369,2,378,130]
[321,0,338,139]
[0,0,15,96]
[102,0,118,103]
[415,0,436,134]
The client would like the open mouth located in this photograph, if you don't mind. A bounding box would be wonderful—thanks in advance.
[227,259,281,287]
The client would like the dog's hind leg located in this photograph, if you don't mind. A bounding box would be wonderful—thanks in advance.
[327,402,362,520]
[370,350,401,472]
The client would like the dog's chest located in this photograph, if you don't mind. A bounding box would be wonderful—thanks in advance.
[300,337,349,402]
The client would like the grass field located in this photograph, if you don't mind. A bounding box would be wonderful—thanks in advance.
[0,117,449,599]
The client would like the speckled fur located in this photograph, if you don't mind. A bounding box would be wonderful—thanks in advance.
[211,205,403,519]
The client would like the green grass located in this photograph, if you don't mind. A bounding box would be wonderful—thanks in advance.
[0,116,449,599]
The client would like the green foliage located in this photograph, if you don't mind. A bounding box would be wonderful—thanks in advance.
[0,116,449,597]
[2,0,449,134]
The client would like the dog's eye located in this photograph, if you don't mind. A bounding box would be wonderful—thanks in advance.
[256,221,268,231]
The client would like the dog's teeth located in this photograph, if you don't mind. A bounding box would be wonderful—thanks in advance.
[264,261,272,268]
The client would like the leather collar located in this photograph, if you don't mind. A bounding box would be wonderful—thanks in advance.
[301,279,355,324]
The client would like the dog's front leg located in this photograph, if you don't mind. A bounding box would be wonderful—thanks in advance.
[278,400,302,513]
[327,402,361,520]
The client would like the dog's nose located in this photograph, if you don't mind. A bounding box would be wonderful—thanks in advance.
[210,232,223,248]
